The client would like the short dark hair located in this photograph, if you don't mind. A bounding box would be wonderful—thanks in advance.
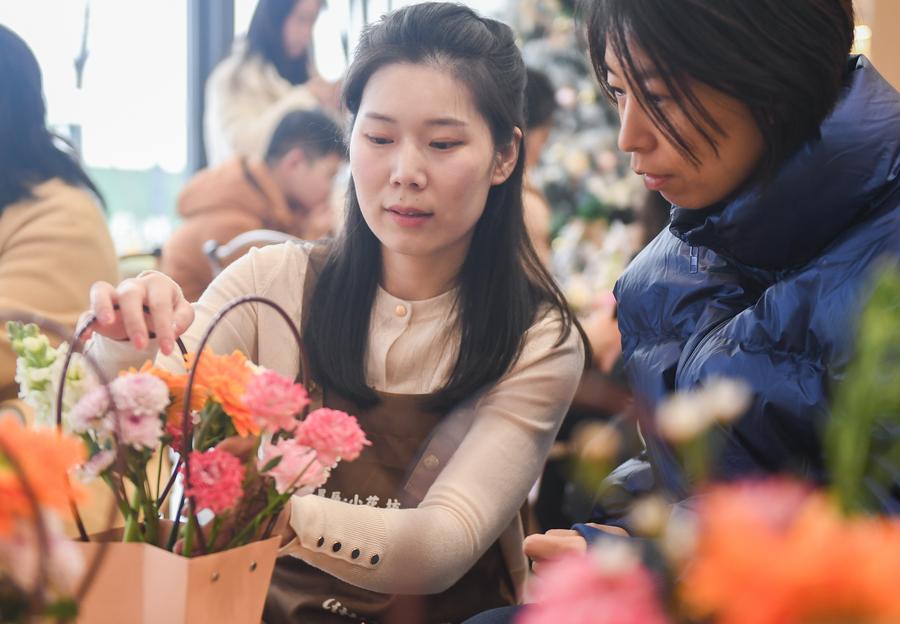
[305,2,587,411]
[584,0,855,179]
[524,67,557,130]
[245,0,313,85]
[265,109,346,164]
[0,25,103,210]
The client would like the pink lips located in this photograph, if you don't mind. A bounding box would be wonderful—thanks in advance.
[385,205,433,227]
[636,171,672,191]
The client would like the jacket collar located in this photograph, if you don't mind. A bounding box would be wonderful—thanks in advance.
[670,56,900,270]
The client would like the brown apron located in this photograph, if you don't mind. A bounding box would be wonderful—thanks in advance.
[263,247,517,624]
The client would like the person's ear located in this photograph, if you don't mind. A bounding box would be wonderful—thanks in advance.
[490,126,522,186]
[279,147,308,172]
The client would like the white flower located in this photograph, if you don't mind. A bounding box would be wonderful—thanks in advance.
[657,378,753,443]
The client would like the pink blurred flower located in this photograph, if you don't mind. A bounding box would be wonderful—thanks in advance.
[518,547,670,624]
[76,449,117,483]
[296,408,370,466]
[181,449,245,515]
[115,409,164,450]
[243,370,310,434]
[258,438,329,495]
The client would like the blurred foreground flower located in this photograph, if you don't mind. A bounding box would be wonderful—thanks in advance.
[682,479,900,624]
[519,542,669,624]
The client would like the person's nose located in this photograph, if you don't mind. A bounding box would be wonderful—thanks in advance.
[389,141,427,190]
[617,94,656,155]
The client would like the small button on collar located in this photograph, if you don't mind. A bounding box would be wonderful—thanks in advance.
[394,304,408,317]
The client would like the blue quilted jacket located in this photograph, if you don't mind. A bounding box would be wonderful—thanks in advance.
[587,56,900,531]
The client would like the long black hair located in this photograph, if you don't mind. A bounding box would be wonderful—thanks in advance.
[305,2,588,410]
[584,0,855,179]
[245,0,313,85]
[0,25,104,210]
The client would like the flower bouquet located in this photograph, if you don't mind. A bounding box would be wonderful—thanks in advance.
[521,263,900,624]
[0,417,90,623]
[5,296,370,623]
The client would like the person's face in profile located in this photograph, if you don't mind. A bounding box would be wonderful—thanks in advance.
[282,0,321,59]
[605,42,765,210]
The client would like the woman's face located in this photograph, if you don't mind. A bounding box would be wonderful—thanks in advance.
[349,63,518,270]
[605,42,765,209]
[282,0,320,59]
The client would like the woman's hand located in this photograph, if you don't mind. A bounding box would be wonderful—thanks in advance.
[86,271,194,355]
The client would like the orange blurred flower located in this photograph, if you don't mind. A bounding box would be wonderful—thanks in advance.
[0,417,87,536]
[682,479,900,624]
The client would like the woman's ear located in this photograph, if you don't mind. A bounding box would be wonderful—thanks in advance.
[490,126,523,186]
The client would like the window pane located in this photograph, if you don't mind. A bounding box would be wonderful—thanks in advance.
[0,0,187,254]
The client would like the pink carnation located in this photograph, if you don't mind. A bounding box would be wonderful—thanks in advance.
[258,438,329,495]
[518,550,669,624]
[243,370,310,434]
[103,373,169,449]
[70,385,111,435]
[110,373,170,417]
[181,449,245,515]
[295,408,370,466]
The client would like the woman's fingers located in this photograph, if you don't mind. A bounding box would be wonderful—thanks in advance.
[87,272,190,353]
[116,279,151,349]
[89,281,124,336]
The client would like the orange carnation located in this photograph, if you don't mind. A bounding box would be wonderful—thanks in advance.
[681,479,900,624]
[0,417,87,536]
[185,350,257,437]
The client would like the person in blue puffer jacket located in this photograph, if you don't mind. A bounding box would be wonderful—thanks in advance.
[466,3,899,618]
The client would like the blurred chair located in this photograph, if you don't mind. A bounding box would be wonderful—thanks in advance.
[118,248,162,280]
[203,229,301,278]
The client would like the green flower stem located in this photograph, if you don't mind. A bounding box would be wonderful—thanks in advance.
[122,489,144,543]
[182,510,195,557]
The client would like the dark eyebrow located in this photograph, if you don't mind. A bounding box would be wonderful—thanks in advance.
[605,62,659,81]
[363,112,467,127]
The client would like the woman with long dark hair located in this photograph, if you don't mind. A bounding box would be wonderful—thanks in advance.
[88,3,588,621]
[204,0,340,165]
[0,25,117,409]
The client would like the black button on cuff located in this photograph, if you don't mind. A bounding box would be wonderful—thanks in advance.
[332,542,342,553]
[351,549,360,559]
[370,554,380,566]
[316,537,325,548]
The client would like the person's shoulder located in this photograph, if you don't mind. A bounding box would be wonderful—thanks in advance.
[521,302,585,362]
[4,178,102,227]
[243,239,323,289]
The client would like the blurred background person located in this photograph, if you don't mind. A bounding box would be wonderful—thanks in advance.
[204,0,341,166]
[522,67,558,267]
[0,24,117,411]
[161,109,345,302]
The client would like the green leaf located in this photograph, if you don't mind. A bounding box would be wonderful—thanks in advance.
[826,261,900,515]
[260,455,284,473]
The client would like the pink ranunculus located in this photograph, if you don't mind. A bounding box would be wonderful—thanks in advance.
[518,547,670,624]
[243,370,310,434]
[181,449,245,515]
[295,408,371,467]
[258,438,329,495]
